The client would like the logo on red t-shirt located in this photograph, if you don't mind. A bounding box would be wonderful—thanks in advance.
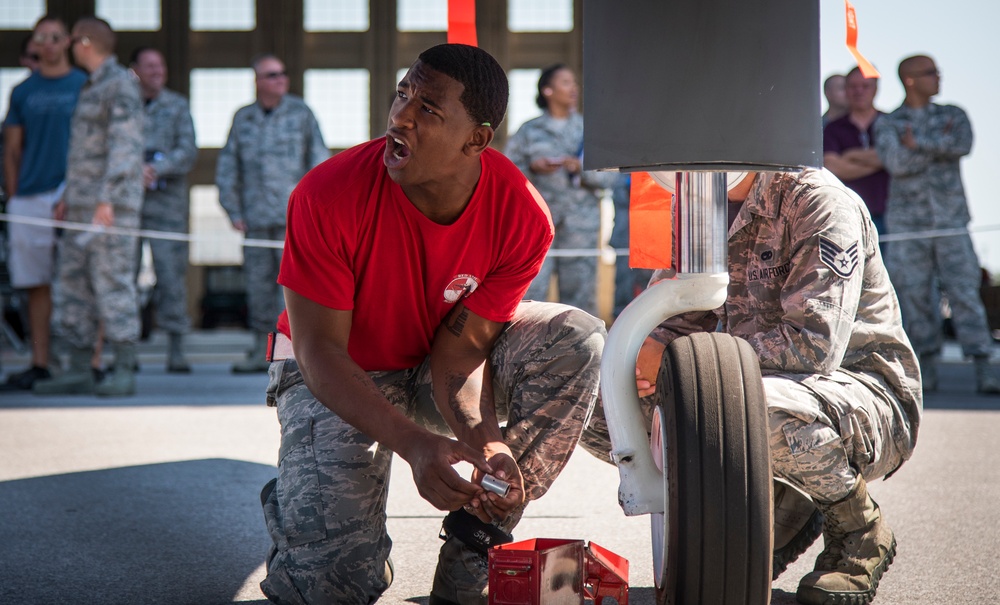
[444,274,481,303]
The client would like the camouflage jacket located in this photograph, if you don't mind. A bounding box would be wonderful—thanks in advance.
[505,111,618,210]
[141,87,197,230]
[874,102,973,229]
[652,169,922,456]
[65,57,144,226]
[215,94,329,229]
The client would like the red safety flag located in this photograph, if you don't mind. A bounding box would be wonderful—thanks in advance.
[448,0,477,46]
[845,0,879,78]
[628,172,673,269]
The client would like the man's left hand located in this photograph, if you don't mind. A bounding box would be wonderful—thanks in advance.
[143,164,158,189]
[93,202,114,227]
[468,442,524,524]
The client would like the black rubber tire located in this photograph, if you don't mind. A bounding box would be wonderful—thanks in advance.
[654,332,773,605]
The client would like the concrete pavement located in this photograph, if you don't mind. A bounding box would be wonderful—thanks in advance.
[1,331,998,604]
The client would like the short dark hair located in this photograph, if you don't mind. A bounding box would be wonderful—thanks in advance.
[250,53,281,72]
[33,14,68,34]
[416,44,508,130]
[129,46,161,65]
[536,63,568,109]
[898,54,932,82]
[74,16,116,54]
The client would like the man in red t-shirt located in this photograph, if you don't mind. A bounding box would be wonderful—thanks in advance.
[258,44,606,605]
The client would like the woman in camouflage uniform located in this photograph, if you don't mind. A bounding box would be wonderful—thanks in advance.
[505,65,618,316]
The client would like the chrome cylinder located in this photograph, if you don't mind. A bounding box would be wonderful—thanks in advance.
[481,474,511,498]
[675,172,729,275]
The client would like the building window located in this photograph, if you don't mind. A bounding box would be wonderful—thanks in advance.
[190,0,255,31]
[304,0,368,32]
[398,0,446,32]
[190,185,244,265]
[304,69,371,148]
[0,0,44,29]
[96,0,161,31]
[190,68,255,148]
[508,0,573,32]
[0,68,31,121]
[507,69,542,136]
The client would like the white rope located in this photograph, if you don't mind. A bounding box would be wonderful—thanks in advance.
[0,212,283,249]
[1,212,998,256]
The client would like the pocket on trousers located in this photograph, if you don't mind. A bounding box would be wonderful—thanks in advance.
[276,417,329,548]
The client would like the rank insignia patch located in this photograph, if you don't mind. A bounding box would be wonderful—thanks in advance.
[818,235,859,278]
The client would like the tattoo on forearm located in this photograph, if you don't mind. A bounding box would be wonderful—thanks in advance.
[446,307,469,337]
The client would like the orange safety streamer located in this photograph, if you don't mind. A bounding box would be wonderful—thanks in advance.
[628,172,673,269]
[448,0,478,46]
[845,0,879,78]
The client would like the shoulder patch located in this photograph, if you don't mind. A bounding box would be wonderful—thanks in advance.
[818,235,859,279]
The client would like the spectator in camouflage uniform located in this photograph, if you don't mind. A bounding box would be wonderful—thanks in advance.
[216,53,329,373]
[874,54,1000,394]
[33,16,144,397]
[505,64,618,316]
[581,169,922,605]
[130,47,197,373]
[258,45,604,605]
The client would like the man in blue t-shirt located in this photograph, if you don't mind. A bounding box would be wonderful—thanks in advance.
[2,15,87,390]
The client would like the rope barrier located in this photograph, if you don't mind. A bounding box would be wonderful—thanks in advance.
[1,212,998,257]
[0,212,283,249]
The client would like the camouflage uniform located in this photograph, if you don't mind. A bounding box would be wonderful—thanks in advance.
[58,57,144,348]
[216,95,329,333]
[874,103,994,358]
[581,169,922,503]
[505,112,618,315]
[260,301,604,604]
[140,87,197,335]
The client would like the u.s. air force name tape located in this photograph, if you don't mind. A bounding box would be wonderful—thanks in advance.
[1,212,998,257]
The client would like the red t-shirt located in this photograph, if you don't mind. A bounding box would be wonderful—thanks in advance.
[276,138,553,371]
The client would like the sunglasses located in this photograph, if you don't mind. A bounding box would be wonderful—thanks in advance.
[259,70,288,80]
[32,32,66,44]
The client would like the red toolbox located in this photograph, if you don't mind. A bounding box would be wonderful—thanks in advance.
[488,538,628,605]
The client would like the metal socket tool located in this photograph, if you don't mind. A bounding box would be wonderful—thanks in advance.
[481,474,510,497]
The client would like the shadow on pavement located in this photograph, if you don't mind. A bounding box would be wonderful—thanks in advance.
[924,362,1000,410]
[0,363,269,409]
[0,458,274,605]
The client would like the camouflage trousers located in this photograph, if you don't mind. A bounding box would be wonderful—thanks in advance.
[143,235,191,334]
[244,225,285,333]
[259,301,605,605]
[56,229,141,348]
[579,371,906,504]
[524,198,601,316]
[886,231,993,357]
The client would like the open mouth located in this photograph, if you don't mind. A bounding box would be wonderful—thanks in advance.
[390,136,410,161]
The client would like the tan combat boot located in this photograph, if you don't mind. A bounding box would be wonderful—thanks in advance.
[95,343,137,397]
[797,475,896,605]
[167,332,192,373]
[919,352,937,392]
[33,347,95,395]
[232,331,271,373]
[974,356,1000,394]
[772,479,823,580]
